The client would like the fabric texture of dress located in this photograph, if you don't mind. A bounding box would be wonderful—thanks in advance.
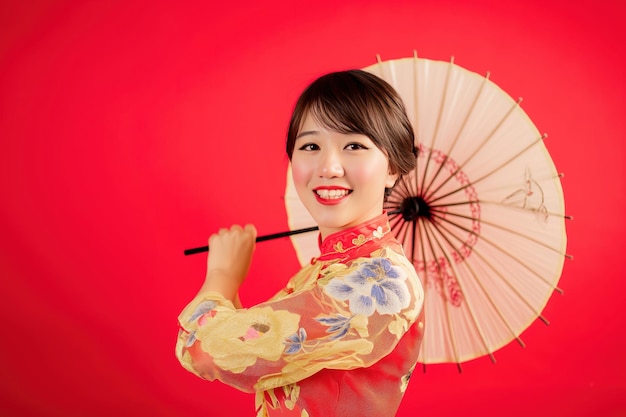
[176,212,425,417]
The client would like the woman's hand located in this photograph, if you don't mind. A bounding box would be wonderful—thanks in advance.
[199,224,257,303]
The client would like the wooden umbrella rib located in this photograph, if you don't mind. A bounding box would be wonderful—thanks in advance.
[385,172,414,212]
[430,211,564,305]
[419,217,463,366]
[384,159,421,213]
[411,213,420,264]
[424,217,499,364]
[431,209,566,292]
[420,219,461,364]
[395,172,419,201]
[430,205,571,262]
[416,212,432,367]
[423,69,491,201]
[429,133,547,205]
[420,57,454,194]
[480,170,567,200]
[410,52,424,201]
[412,50,420,144]
[424,98,524,204]
[384,197,403,213]
[418,57,455,194]
[388,212,403,233]
[427,218,533,341]
[456,96,524,169]
[434,217,527,348]
[431,200,571,222]
[389,213,408,241]
[458,228,553,331]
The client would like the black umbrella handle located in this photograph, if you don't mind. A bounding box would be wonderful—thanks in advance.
[183,226,320,256]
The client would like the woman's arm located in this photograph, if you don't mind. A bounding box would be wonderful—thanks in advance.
[195,224,257,305]
[176,247,424,393]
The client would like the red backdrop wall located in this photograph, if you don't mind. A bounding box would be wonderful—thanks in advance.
[1,1,624,416]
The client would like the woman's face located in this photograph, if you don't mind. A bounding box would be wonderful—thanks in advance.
[291,113,397,239]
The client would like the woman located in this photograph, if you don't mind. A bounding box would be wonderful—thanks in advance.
[176,70,425,417]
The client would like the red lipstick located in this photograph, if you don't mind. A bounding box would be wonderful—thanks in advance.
[313,186,351,205]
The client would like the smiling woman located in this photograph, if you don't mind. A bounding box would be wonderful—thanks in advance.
[288,70,416,239]
[291,116,396,237]
[175,70,424,417]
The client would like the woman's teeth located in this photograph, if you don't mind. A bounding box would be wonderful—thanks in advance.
[316,189,350,199]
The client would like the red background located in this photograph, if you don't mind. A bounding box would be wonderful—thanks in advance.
[1,1,624,416]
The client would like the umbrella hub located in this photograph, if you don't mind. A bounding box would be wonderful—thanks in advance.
[400,196,431,222]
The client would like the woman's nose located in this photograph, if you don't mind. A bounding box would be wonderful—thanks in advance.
[318,150,344,178]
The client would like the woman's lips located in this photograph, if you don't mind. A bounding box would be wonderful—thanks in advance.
[313,187,352,205]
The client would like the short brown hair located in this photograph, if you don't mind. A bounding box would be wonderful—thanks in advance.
[286,70,416,177]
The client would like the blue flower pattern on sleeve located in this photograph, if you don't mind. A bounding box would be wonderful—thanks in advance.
[185,300,218,347]
[315,314,354,340]
[189,300,218,322]
[324,258,410,316]
[284,328,308,354]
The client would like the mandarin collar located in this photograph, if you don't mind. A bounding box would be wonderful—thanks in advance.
[315,212,391,261]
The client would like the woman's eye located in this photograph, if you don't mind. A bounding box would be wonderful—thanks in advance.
[298,143,320,151]
[345,143,368,150]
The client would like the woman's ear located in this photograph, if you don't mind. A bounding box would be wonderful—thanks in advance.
[385,170,399,189]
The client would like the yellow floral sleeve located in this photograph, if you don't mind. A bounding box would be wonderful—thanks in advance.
[176,246,424,394]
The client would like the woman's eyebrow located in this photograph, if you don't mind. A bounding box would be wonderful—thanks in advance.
[295,130,318,139]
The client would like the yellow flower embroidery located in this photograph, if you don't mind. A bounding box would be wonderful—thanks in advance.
[281,338,373,376]
[255,391,272,417]
[282,383,300,410]
[333,241,345,252]
[254,338,374,391]
[199,307,300,373]
[351,314,369,338]
[388,315,409,338]
[351,234,366,246]
[317,262,348,285]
